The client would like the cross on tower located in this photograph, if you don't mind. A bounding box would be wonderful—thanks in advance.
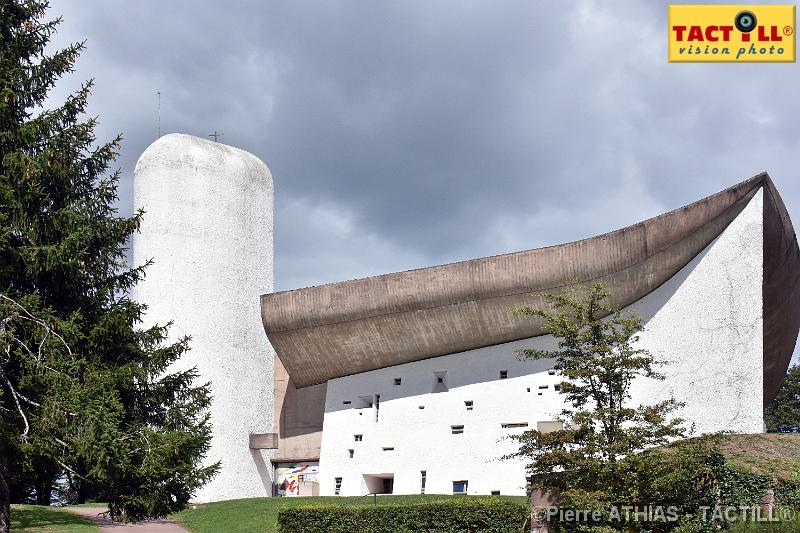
[209,130,224,142]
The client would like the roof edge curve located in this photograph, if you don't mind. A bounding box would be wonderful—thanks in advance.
[262,173,797,394]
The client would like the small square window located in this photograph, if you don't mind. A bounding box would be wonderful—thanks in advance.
[453,480,468,494]
[348,449,354,458]
[537,392,543,396]
[499,370,508,379]
[526,387,531,392]
[394,378,402,386]
[433,371,448,393]
[354,434,363,442]
[464,401,473,411]
[357,395,374,408]
[451,425,464,435]
[554,384,562,392]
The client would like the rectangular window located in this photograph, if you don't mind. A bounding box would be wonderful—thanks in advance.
[501,422,529,428]
[357,395,373,409]
[491,490,500,496]
[374,394,380,422]
[499,370,508,379]
[354,434,363,442]
[348,449,354,458]
[382,446,394,451]
[383,478,394,494]
[394,377,402,385]
[420,470,427,494]
[433,371,448,392]
[334,477,342,496]
[537,420,565,433]
[539,385,548,389]
[418,405,425,409]
[554,384,562,392]
[453,480,468,494]
[464,400,473,411]
[451,425,464,435]
[342,400,351,405]
[548,370,556,375]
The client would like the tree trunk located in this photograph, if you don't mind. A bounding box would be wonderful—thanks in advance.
[76,478,89,505]
[35,470,52,506]
[0,457,10,533]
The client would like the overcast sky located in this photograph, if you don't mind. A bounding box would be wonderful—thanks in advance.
[47,1,798,363]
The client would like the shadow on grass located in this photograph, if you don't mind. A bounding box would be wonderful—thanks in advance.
[11,504,97,532]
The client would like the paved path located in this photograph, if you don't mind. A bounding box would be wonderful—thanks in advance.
[66,506,190,532]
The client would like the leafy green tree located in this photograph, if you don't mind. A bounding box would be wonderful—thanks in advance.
[0,0,217,528]
[508,283,694,531]
[765,365,800,432]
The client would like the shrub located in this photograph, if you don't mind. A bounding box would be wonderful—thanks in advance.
[544,437,800,533]
[716,466,774,508]
[277,498,529,533]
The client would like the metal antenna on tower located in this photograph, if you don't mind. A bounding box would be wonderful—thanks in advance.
[157,91,161,137]
[209,130,224,143]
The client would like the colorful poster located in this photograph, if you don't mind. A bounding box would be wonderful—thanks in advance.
[275,463,320,497]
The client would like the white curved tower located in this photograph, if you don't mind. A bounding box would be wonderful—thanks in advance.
[133,133,275,502]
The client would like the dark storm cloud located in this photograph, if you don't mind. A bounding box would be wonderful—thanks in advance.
[46,0,800,332]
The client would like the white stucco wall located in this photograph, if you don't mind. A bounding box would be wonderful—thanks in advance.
[318,189,764,497]
[133,134,275,502]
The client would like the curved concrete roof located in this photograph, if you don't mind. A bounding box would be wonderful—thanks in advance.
[261,173,799,404]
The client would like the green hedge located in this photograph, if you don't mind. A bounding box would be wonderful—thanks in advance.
[277,498,529,533]
[774,479,800,508]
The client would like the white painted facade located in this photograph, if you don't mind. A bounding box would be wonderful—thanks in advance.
[133,134,276,502]
[318,190,764,497]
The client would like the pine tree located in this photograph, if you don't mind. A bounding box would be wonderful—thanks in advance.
[765,365,800,432]
[0,0,217,528]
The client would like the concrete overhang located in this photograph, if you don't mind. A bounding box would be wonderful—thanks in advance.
[261,173,799,406]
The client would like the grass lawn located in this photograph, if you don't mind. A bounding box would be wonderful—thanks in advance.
[173,494,528,533]
[10,505,98,533]
[721,434,800,481]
